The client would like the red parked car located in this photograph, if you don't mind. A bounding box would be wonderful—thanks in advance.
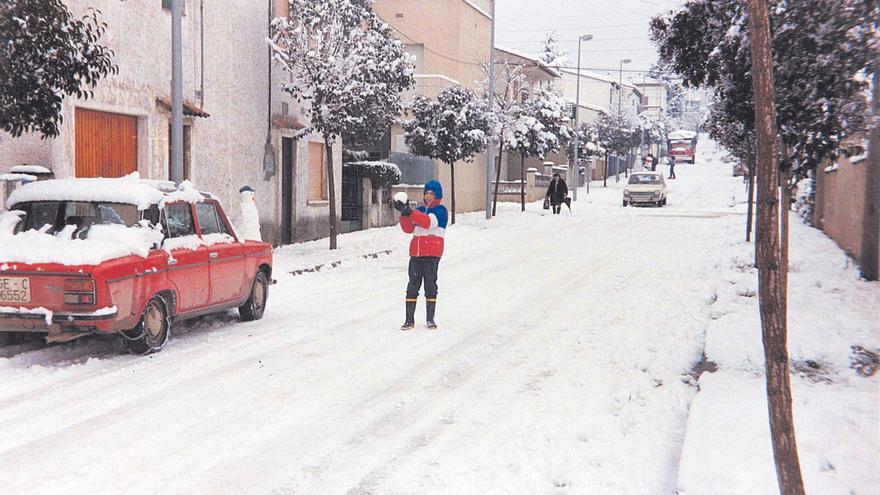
[0,178,273,354]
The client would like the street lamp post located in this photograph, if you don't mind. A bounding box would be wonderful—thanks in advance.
[572,34,593,199]
[617,58,631,116]
[484,0,496,220]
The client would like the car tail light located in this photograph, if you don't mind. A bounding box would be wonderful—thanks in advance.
[64,278,95,306]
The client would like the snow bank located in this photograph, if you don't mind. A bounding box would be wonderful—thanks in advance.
[677,215,880,494]
[7,177,165,211]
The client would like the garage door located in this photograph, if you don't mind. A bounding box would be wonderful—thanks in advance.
[75,108,138,178]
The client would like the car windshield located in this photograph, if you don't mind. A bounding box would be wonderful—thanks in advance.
[17,201,143,235]
[629,174,661,185]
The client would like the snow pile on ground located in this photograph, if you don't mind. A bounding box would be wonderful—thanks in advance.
[0,223,163,266]
[676,215,879,494]
[6,177,165,210]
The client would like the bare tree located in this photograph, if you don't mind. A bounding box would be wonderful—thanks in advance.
[747,0,805,493]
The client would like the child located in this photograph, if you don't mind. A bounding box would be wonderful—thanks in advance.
[392,180,448,331]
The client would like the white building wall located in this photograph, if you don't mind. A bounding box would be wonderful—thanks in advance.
[0,0,340,245]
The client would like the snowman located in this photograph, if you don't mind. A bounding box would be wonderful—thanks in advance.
[238,185,262,242]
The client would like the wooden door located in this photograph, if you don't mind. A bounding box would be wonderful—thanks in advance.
[75,108,138,178]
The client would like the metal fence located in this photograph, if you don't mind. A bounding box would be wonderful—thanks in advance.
[388,152,434,185]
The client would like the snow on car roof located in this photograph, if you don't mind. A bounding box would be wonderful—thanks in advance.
[6,177,212,211]
[668,130,697,140]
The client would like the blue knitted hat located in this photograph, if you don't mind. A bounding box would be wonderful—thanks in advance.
[424,180,443,199]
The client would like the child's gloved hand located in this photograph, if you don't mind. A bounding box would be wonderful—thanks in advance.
[393,200,412,216]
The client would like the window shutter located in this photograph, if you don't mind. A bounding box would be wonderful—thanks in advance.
[308,142,327,201]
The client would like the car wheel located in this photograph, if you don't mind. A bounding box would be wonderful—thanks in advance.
[122,296,170,355]
[662,197,667,205]
[622,200,628,207]
[239,271,269,322]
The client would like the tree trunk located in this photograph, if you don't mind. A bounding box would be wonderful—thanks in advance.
[603,152,609,187]
[492,143,503,217]
[747,156,756,243]
[780,155,791,285]
[449,161,456,225]
[746,1,806,494]
[520,152,526,212]
[861,70,880,280]
[324,140,338,250]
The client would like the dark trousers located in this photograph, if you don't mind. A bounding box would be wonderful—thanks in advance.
[407,257,440,300]
[552,204,561,214]
[669,164,676,179]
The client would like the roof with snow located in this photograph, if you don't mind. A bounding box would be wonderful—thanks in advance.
[668,130,697,140]
[494,46,561,79]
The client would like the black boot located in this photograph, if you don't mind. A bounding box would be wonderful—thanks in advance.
[401,300,416,331]
[426,299,437,329]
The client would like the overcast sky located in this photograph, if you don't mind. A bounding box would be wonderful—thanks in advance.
[494,0,684,84]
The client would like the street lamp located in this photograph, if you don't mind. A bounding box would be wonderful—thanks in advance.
[572,34,593,199]
[617,58,631,116]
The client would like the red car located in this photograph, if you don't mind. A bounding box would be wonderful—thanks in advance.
[0,178,273,354]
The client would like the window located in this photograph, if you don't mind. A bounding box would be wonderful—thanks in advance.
[163,203,195,238]
[24,202,61,232]
[308,141,328,201]
[194,202,222,235]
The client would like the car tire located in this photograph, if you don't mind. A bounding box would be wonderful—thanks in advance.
[662,197,667,206]
[122,296,170,355]
[622,200,628,207]
[239,271,269,322]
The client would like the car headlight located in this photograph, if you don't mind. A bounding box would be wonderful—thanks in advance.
[653,190,661,197]
[623,190,630,196]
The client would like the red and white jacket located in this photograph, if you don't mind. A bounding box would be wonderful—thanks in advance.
[400,201,448,258]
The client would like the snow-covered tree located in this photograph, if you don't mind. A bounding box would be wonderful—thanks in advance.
[270,0,414,249]
[513,89,572,209]
[480,58,525,216]
[567,121,602,165]
[403,86,491,225]
[537,31,568,68]
[651,0,878,180]
[594,113,640,185]
[0,0,117,138]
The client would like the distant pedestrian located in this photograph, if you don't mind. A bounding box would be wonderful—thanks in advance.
[392,180,447,331]
[644,153,657,171]
[668,157,677,179]
[545,173,568,215]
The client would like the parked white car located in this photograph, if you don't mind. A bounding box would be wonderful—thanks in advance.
[623,172,668,207]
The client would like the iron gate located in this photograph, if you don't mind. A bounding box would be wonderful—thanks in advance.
[341,169,363,233]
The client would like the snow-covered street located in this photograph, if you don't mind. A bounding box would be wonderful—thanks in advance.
[1,142,876,494]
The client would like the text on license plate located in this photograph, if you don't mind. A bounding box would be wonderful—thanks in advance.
[0,277,31,303]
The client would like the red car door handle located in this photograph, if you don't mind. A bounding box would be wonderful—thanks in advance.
[209,252,219,259]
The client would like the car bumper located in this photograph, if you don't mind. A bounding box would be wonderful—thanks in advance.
[0,308,119,333]
[625,195,663,203]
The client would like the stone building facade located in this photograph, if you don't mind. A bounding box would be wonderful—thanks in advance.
[0,0,342,245]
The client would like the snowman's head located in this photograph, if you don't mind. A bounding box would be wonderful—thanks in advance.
[239,185,255,201]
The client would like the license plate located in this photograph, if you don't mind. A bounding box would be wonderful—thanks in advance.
[0,277,31,303]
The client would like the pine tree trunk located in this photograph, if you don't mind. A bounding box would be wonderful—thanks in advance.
[861,70,880,280]
[492,143,503,217]
[747,156,756,243]
[747,1,805,493]
[324,140,338,250]
[520,152,526,212]
[449,161,456,225]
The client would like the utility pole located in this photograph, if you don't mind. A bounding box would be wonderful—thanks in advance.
[617,58,631,116]
[861,70,879,280]
[484,0,496,220]
[572,34,593,199]
[747,0,805,493]
[170,0,184,185]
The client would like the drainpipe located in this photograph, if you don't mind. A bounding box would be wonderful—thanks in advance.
[170,0,184,185]
[200,0,205,107]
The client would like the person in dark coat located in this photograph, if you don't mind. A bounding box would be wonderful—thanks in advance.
[545,173,568,214]
[646,153,657,171]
